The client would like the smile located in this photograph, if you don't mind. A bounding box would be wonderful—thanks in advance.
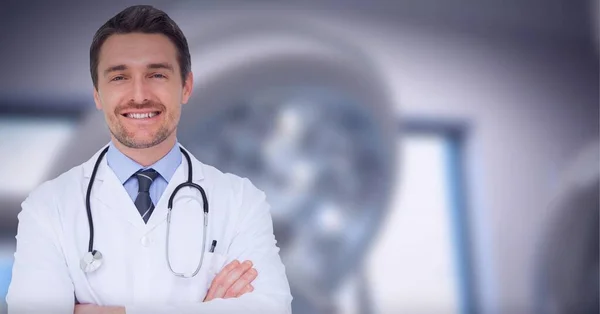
[122,111,161,119]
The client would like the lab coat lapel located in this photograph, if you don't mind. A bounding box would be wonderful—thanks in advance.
[82,145,147,231]
[97,162,148,231]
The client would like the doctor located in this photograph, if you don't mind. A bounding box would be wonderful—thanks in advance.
[6,5,292,314]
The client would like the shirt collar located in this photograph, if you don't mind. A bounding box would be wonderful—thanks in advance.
[106,141,182,184]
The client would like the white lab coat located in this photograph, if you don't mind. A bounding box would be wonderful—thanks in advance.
[6,145,292,314]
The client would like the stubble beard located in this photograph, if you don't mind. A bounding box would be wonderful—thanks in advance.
[108,103,176,149]
[110,121,174,149]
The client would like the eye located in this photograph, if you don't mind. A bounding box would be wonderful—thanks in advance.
[151,73,167,79]
[110,76,125,82]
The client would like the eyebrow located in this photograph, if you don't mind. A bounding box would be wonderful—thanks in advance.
[147,62,174,72]
[103,63,175,76]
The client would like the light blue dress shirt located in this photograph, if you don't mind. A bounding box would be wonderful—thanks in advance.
[106,141,182,206]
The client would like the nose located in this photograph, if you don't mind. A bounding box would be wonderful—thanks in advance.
[130,76,150,104]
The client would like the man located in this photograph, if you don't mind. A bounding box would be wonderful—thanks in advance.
[6,5,292,314]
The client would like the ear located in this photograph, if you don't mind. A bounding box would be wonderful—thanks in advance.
[93,87,102,110]
[181,71,194,105]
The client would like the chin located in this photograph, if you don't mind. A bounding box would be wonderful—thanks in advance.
[114,134,161,149]
[133,136,165,148]
[111,123,173,148]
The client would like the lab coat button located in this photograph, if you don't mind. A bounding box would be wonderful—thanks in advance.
[141,236,151,247]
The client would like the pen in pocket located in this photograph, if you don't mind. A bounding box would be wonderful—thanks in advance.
[209,240,217,253]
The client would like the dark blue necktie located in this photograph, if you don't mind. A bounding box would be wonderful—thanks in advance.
[134,168,159,223]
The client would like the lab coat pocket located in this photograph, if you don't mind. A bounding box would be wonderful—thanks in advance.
[200,252,228,298]
[169,252,227,302]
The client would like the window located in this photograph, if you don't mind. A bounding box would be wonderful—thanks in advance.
[0,117,75,194]
[341,127,472,314]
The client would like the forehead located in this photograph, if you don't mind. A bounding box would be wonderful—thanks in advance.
[98,33,178,71]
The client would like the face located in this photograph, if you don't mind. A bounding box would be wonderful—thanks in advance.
[93,33,193,149]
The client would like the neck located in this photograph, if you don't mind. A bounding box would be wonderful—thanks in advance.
[111,134,177,167]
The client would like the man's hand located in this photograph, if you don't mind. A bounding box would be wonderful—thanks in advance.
[74,304,125,314]
[204,260,258,302]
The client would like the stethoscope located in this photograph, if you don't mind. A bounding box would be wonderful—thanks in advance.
[80,145,210,278]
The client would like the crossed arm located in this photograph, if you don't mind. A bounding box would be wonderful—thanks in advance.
[7,179,292,314]
[75,259,261,314]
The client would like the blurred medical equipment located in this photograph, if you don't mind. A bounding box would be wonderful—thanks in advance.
[48,14,398,314]
[534,140,599,314]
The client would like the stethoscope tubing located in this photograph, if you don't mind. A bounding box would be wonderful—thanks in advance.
[83,145,209,278]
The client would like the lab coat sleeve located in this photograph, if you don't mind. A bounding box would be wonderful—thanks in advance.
[126,177,293,314]
[6,186,75,314]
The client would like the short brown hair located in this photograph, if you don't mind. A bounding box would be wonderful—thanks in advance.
[89,5,191,90]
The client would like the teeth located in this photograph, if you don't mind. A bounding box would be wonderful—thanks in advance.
[126,112,158,119]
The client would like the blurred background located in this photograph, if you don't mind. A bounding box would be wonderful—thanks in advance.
[0,0,598,313]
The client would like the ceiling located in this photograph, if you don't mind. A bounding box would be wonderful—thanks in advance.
[0,0,596,112]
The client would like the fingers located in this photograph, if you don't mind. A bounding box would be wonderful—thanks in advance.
[224,268,258,298]
[237,284,255,298]
[205,260,254,301]
[205,260,240,301]
[212,260,241,289]
[214,260,253,299]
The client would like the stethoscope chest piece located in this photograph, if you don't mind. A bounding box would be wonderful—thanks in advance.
[80,250,103,273]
